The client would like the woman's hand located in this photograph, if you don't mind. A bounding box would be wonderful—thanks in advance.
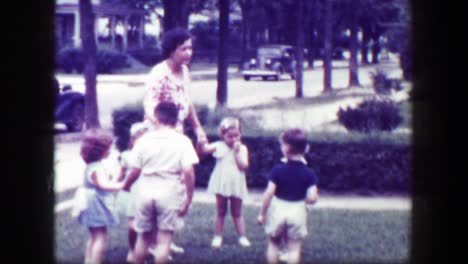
[195,126,207,144]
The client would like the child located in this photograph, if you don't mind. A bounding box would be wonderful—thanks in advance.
[118,121,149,262]
[120,121,186,262]
[71,129,126,264]
[198,117,251,249]
[257,128,319,264]
[125,101,199,263]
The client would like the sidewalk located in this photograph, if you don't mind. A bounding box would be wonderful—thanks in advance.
[53,140,411,213]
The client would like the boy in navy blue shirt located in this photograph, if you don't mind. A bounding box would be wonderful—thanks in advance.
[257,128,319,264]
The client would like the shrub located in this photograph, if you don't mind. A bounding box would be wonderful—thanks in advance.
[55,47,130,73]
[128,48,162,66]
[111,104,144,152]
[337,98,403,133]
[369,70,403,95]
[198,137,410,194]
[96,49,129,73]
[111,104,410,194]
[56,47,84,73]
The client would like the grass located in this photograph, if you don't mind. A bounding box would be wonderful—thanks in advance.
[55,203,410,264]
[196,88,412,145]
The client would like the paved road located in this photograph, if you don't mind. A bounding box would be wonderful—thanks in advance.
[55,60,403,130]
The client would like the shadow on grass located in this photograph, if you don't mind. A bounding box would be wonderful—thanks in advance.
[55,203,410,263]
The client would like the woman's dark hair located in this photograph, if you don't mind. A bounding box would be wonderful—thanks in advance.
[161,27,193,59]
[280,128,308,155]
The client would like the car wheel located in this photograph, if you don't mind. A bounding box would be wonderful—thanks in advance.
[244,75,251,81]
[290,73,296,80]
[262,76,268,81]
[67,102,84,132]
[273,75,279,81]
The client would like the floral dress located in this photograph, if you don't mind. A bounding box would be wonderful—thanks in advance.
[143,61,191,131]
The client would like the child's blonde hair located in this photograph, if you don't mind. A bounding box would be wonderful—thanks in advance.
[219,117,242,135]
[80,129,114,164]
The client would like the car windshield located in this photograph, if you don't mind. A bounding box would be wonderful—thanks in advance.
[258,47,283,57]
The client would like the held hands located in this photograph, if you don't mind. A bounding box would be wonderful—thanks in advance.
[195,127,208,145]
[257,214,265,225]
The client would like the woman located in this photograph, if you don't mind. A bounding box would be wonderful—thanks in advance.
[139,27,207,260]
[143,27,207,144]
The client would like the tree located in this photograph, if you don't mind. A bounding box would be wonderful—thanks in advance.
[323,0,333,93]
[348,0,361,87]
[216,0,230,107]
[79,0,100,129]
[162,0,191,31]
[295,0,304,98]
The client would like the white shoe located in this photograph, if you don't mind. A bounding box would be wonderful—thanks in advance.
[148,247,173,261]
[238,236,251,247]
[279,251,289,262]
[170,243,185,254]
[211,236,223,249]
[126,251,135,263]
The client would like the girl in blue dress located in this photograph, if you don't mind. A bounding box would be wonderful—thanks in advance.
[72,129,125,264]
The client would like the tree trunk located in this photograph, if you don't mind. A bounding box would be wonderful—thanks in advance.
[360,25,371,64]
[162,0,190,31]
[323,0,333,93]
[295,0,304,98]
[348,0,361,87]
[79,0,100,129]
[216,0,229,107]
[371,34,381,64]
[239,0,251,71]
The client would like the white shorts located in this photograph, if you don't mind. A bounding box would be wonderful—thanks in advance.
[265,197,308,240]
[133,177,186,233]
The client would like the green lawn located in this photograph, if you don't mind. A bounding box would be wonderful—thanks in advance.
[55,203,410,264]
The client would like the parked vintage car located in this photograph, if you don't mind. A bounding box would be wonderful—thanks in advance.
[242,44,297,81]
[54,78,85,132]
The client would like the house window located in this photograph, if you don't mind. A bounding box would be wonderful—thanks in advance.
[55,13,75,49]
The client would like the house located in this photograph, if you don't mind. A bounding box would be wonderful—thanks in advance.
[55,0,147,51]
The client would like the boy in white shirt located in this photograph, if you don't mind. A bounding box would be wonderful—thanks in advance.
[126,101,199,263]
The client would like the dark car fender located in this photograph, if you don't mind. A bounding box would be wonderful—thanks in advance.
[55,92,84,122]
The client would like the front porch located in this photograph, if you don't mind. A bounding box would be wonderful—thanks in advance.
[55,0,148,52]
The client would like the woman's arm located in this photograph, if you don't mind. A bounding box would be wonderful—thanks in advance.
[187,100,207,143]
[198,141,217,155]
[257,181,277,225]
[234,142,249,171]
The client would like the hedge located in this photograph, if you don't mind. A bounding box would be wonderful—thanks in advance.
[196,136,411,195]
[112,106,411,195]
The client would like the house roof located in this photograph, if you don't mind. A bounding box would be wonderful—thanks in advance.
[56,0,146,16]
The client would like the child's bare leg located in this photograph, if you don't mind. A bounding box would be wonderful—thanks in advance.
[230,196,246,235]
[267,236,282,264]
[84,233,94,263]
[133,230,153,264]
[286,238,303,264]
[152,230,174,264]
[88,226,107,263]
[126,218,137,262]
[215,194,228,235]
